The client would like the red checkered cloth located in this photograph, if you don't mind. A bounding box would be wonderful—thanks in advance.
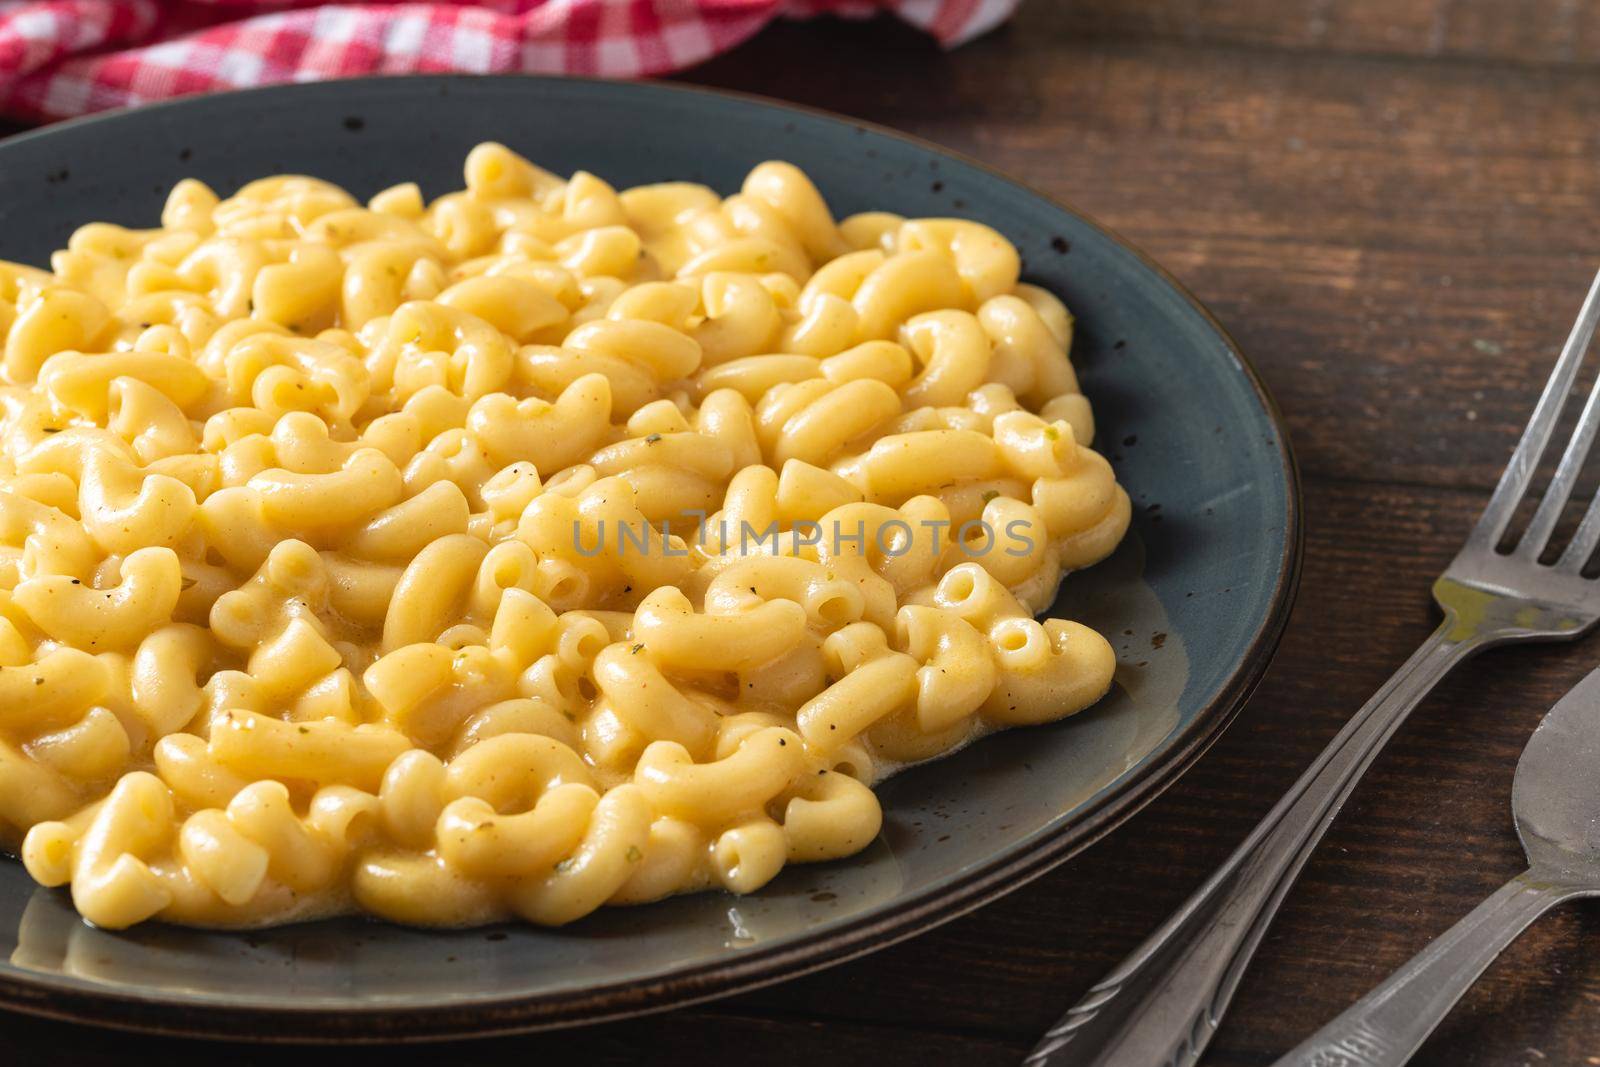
[0,0,1016,121]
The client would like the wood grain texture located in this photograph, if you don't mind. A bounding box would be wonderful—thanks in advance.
[7,2,1600,1064]
[1055,0,1600,64]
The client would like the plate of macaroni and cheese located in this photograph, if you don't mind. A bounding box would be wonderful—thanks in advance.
[0,77,1299,1038]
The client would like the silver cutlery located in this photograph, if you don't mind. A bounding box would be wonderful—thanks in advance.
[1026,268,1600,1067]
[1276,667,1600,1067]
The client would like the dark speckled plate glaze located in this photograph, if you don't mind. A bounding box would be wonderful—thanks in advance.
[0,76,1301,1041]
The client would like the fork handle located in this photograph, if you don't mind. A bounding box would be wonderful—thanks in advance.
[1025,619,1480,1067]
[1274,872,1588,1067]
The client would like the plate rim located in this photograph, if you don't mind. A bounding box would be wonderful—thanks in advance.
[0,72,1304,1042]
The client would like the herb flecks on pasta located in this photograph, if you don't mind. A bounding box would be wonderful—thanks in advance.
[0,145,1130,930]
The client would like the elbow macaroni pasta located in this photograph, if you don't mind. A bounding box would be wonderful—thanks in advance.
[0,146,1130,930]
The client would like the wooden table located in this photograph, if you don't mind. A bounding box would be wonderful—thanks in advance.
[6,2,1600,1063]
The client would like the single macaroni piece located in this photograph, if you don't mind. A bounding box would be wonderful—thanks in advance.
[0,145,1131,931]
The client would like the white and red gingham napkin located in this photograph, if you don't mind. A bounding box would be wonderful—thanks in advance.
[0,0,1017,121]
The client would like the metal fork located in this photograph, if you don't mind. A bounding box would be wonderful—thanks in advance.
[1026,268,1600,1067]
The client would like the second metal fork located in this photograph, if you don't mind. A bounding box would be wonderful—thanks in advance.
[1026,269,1600,1067]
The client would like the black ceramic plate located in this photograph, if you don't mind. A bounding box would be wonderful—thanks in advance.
[0,76,1300,1041]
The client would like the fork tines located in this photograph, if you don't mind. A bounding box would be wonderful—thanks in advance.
[1470,267,1600,573]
